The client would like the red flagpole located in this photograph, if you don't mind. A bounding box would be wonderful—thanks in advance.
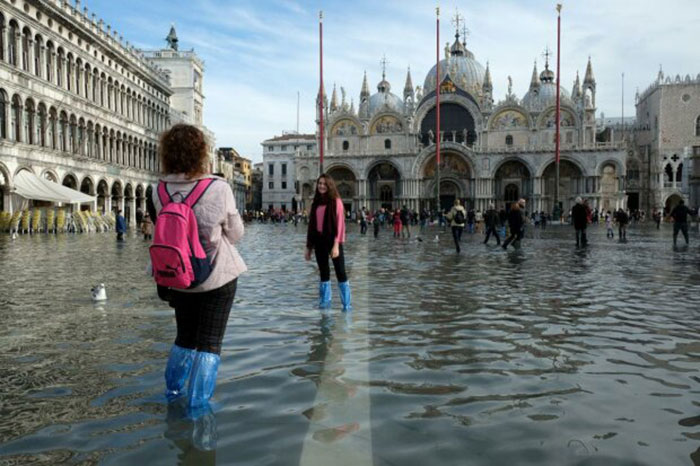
[319,11,324,174]
[435,6,441,210]
[555,4,562,213]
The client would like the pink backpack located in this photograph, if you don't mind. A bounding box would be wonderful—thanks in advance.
[150,179,214,289]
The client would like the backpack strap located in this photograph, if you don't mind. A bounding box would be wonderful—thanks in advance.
[183,178,215,208]
[157,181,172,207]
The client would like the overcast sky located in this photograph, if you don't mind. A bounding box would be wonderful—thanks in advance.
[89,0,700,162]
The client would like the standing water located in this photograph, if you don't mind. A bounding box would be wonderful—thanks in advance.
[0,222,698,465]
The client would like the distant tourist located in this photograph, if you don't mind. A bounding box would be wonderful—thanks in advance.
[373,211,381,238]
[148,124,246,417]
[670,199,690,247]
[305,173,352,312]
[141,213,153,240]
[605,211,614,238]
[502,201,524,250]
[483,203,500,245]
[400,205,411,238]
[393,208,402,238]
[447,199,466,253]
[571,197,589,247]
[360,207,368,235]
[616,208,629,241]
[653,210,662,229]
[115,210,126,241]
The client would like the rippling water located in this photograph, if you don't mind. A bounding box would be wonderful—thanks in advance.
[0,222,699,465]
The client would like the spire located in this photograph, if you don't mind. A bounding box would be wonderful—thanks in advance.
[572,71,582,99]
[657,64,664,82]
[529,60,540,89]
[404,67,414,93]
[349,98,355,114]
[165,24,178,51]
[584,56,595,84]
[449,9,467,57]
[360,71,370,98]
[482,61,492,91]
[540,47,554,83]
[330,83,338,111]
[377,55,391,93]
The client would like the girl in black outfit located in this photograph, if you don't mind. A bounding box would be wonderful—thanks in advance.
[304,174,351,311]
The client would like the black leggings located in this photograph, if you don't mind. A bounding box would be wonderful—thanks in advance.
[314,243,348,282]
[170,279,237,355]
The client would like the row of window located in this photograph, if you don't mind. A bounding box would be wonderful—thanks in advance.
[267,162,288,176]
[0,15,169,132]
[696,116,700,136]
[267,144,314,152]
[267,181,288,190]
[0,91,159,172]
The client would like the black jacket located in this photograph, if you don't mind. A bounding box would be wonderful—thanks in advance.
[671,204,690,223]
[507,209,523,232]
[306,199,338,249]
[571,203,588,229]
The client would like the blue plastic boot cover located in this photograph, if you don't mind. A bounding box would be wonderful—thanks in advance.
[192,404,218,450]
[165,344,196,402]
[319,281,332,309]
[188,351,221,409]
[338,281,352,312]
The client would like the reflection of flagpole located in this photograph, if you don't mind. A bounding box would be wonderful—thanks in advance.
[435,5,441,211]
[318,11,324,175]
[555,4,562,214]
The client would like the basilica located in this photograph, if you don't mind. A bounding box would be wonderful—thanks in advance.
[296,27,627,215]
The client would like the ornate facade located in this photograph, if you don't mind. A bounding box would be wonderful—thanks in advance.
[631,69,700,212]
[0,1,211,224]
[297,27,626,214]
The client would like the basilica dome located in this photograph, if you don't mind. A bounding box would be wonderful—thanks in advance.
[423,35,486,98]
[369,78,404,115]
[521,66,574,111]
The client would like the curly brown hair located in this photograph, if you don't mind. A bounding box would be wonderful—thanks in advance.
[159,124,209,177]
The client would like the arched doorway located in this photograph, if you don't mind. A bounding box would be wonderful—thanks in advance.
[542,160,584,214]
[301,183,313,213]
[326,166,357,214]
[664,194,683,216]
[422,151,471,210]
[368,162,401,210]
[494,160,531,211]
[0,164,10,212]
[97,180,109,213]
[62,174,78,190]
[80,177,94,212]
[135,185,144,214]
[111,181,123,214]
[439,180,462,211]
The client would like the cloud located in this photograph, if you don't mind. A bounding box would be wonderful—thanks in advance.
[91,0,700,163]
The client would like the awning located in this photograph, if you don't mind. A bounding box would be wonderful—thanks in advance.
[13,170,95,204]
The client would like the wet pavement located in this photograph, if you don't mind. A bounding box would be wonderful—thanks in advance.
[0,221,699,465]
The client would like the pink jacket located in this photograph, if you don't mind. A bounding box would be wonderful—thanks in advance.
[151,174,247,292]
[315,198,346,244]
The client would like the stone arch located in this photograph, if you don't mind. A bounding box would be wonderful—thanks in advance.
[537,106,579,129]
[40,168,59,182]
[493,158,533,207]
[412,142,476,179]
[367,160,402,209]
[110,179,123,213]
[418,101,478,146]
[595,158,626,177]
[80,175,95,196]
[369,113,405,135]
[135,184,145,211]
[96,178,109,213]
[414,93,485,135]
[488,107,532,131]
[326,165,358,210]
[62,172,78,190]
[535,156,587,178]
[541,159,586,214]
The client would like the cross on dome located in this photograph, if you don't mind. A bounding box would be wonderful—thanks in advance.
[542,46,552,68]
[380,55,389,79]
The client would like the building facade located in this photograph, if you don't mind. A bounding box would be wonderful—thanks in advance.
[0,1,211,224]
[261,133,315,212]
[216,146,251,211]
[296,27,626,215]
[632,69,700,213]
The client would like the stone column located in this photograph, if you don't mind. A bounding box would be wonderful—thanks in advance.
[27,38,34,74]
[0,26,7,62]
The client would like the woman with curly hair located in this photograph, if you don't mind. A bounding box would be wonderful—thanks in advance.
[305,173,351,312]
[147,124,246,415]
